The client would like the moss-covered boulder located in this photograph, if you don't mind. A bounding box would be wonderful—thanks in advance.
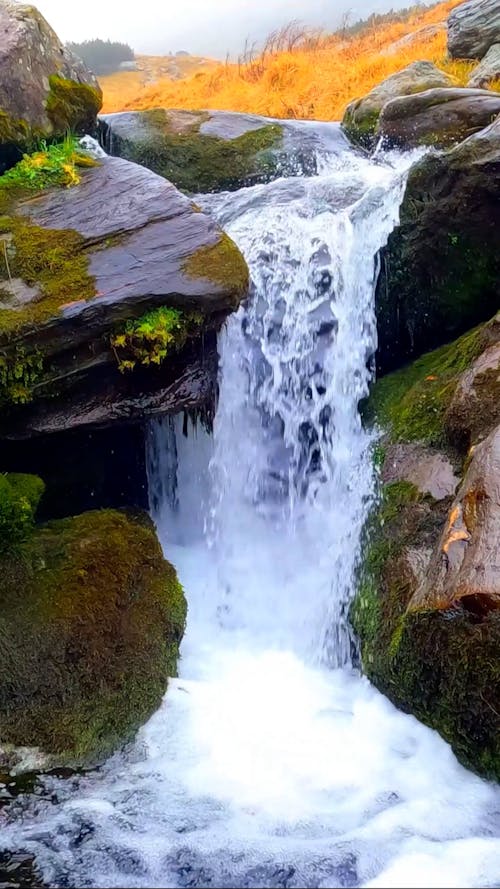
[376,115,500,374]
[0,504,187,767]
[355,318,500,780]
[377,87,500,149]
[0,148,248,437]
[0,1,102,168]
[99,109,289,193]
[341,61,454,149]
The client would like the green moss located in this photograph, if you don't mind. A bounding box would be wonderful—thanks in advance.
[352,471,500,780]
[0,215,95,336]
[368,325,484,446]
[183,233,249,303]
[341,104,380,149]
[46,75,102,135]
[0,472,45,553]
[0,508,187,765]
[0,112,30,148]
[0,139,97,195]
[111,306,203,372]
[114,114,284,193]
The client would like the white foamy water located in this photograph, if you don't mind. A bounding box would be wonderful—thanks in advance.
[3,126,500,888]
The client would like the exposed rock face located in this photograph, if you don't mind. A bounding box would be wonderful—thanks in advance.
[98,109,349,193]
[376,115,500,374]
[341,61,454,148]
[0,155,248,437]
[0,0,102,165]
[445,339,500,447]
[410,425,500,615]
[468,43,500,87]
[377,86,500,148]
[0,503,187,767]
[354,314,500,780]
[448,0,500,60]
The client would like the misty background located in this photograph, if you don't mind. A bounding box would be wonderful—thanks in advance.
[33,0,433,58]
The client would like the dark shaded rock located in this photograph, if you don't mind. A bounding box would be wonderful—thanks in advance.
[377,86,500,148]
[448,0,500,60]
[0,155,247,437]
[468,43,500,87]
[0,852,43,888]
[376,115,500,374]
[0,0,102,166]
[0,508,187,767]
[341,61,454,149]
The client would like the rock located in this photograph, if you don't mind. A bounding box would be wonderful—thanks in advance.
[0,505,187,766]
[382,23,445,55]
[409,424,500,615]
[352,467,500,780]
[445,339,500,448]
[382,443,459,499]
[341,61,455,149]
[0,0,102,166]
[0,852,43,888]
[0,154,248,436]
[468,43,500,87]
[98,109,348,193]
[377,86,500,148]
[376,114,500,374]
[448,0,500,60]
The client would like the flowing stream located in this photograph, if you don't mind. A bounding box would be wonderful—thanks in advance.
[3,124,500,888]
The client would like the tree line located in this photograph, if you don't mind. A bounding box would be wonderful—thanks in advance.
[67,39,135,75]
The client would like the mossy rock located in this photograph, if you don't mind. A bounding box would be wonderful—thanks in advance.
[99,109,284,193]
[0,508,186,766]
[376,117,500,374]
[352,479,500,781]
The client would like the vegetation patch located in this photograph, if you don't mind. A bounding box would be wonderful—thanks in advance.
[0,472,45,553]
[367,325,484,447]
[182,233,249,300]
[0,508,186,765]
[111,307,203,372]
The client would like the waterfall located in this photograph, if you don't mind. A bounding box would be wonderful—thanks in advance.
[3,125,500,889]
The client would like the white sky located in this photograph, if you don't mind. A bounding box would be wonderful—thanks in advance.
[33,0,431,57]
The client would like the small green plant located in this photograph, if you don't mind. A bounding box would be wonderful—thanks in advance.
[0,136,96,195]
[111,307,202,372]
[0,473,45,553]
[0,346,44,404]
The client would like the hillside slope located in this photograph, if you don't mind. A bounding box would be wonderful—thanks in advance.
[100,1,488,120]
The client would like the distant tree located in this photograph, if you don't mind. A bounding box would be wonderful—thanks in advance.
[66,39,135,75]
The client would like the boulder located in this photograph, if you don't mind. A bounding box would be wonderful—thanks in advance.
[382,23,445,56]
[376,114,500,374]
[0,502,187,767]
[341,61,455,149]
[382,443,459,499]
[445,338,500,448]
[448,0,500,60]
[98,109,348,193]
[377,86,500,148]
[0,0,102,167]
[468,43,500,87]
[0,153,248,436]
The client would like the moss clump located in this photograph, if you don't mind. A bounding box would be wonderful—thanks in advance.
[341,103,380,149]
[0,216,95,336]
[0,472,45,553]
[183,233,249,303]
[352,474,500,781]
[46,75,102,135]
[367,325,484,447]
[111,306,203,372]
[0,139,97,197]
[0,508,187,765]
[113,112,284,193]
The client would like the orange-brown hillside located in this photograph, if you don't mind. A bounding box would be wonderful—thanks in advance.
[100,1,484,120]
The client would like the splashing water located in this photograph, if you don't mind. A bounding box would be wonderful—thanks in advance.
[3,125,500,889]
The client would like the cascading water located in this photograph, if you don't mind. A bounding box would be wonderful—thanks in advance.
[3,125,500,889]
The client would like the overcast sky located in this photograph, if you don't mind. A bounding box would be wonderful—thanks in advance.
[33,0,430,57]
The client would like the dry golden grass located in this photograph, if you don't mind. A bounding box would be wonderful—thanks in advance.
[99,54,217,113]
[100,1,484,121]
